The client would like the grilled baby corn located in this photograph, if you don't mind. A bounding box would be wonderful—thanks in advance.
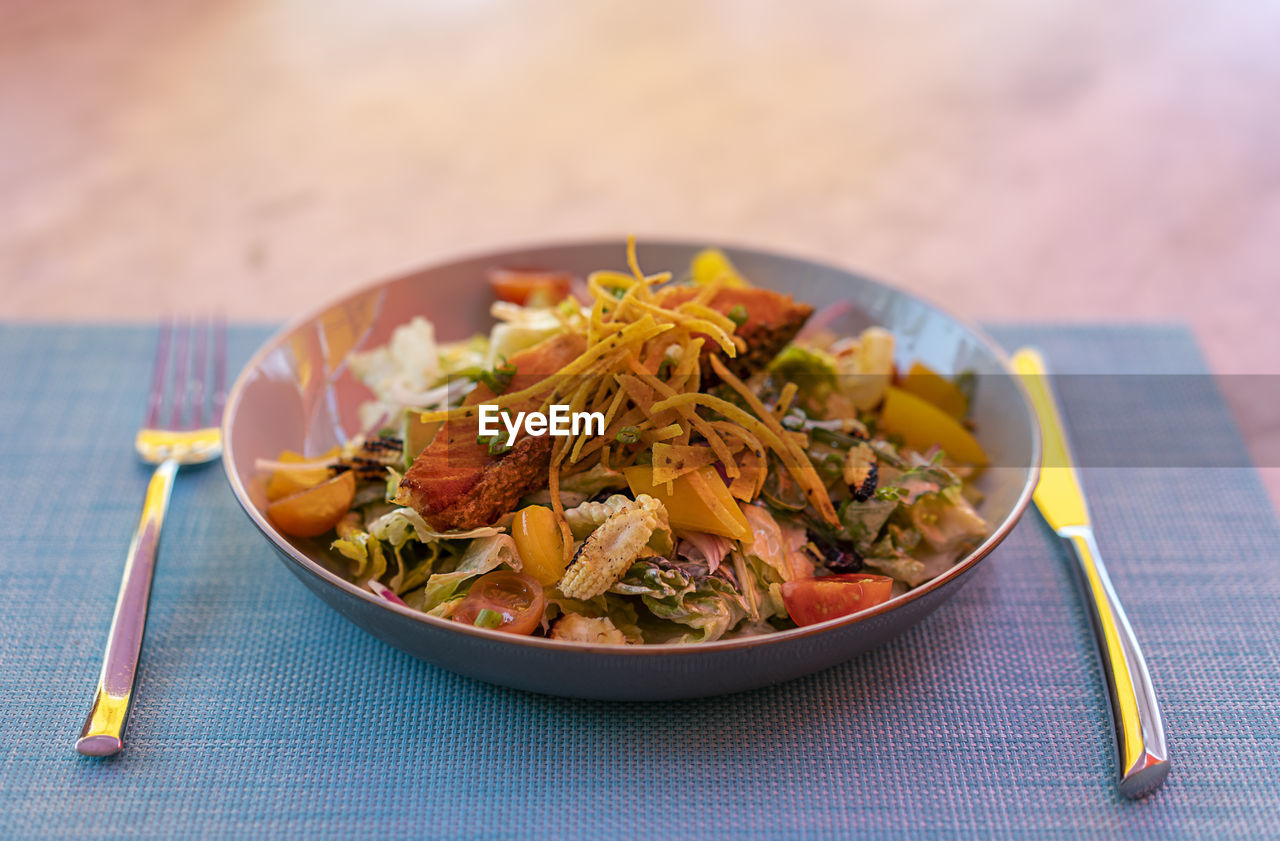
[559,495,667,599]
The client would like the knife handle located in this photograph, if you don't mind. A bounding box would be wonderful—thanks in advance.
[1059,524,1170,798]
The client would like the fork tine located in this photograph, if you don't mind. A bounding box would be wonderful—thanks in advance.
[189,317,209,428]
[212,314,228,423]
[145,320,172,429]
[168,318,191,429]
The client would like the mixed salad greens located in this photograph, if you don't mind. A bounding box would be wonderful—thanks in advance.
[258,244,989,644]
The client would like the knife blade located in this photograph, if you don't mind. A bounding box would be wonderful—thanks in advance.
[1012,347,1171,798]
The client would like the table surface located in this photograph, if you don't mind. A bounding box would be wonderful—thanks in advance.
[0,0,1277,504]
[2,322,1278,841]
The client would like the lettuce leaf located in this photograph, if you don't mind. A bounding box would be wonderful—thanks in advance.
[863,528,928,586]
[418,534,520,611]
[767,344,838,405]
[332,510,444,594]
[734,550,786,621]
[610,559,749,643]
[839,497,897,553]
[522,463,629,509]
[910,491,987,553]
[545,593,643,643]
[366,507,502,547]
[385,542,441,594]
[332,531,386,582]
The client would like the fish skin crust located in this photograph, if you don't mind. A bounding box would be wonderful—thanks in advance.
[397,286,811,529]
[399,433,553,530]
[395,332,586,530]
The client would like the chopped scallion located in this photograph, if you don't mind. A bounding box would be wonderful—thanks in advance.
[473,608,504,629]
[476,433,513,456]
[478,357,517,395]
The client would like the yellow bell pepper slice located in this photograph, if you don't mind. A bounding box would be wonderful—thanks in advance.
[624,464,750,540]
[690,248,749,288]
[900,361,969,420]
[879,386,988,466]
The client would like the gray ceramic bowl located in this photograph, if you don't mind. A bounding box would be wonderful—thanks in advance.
[222,240,1040,700]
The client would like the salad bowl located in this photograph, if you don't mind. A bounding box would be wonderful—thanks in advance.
[222,240,1040,699]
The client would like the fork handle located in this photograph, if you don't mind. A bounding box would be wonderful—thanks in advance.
[1059,524,1171,797]
[76,458,179,757]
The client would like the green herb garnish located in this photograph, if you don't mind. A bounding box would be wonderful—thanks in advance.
[615,426,640,445]
[478,356,517,395]
[476,433,513,456]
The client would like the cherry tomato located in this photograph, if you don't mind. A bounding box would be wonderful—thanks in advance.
[265,447,339,502]
[488,268,572,306]
[823,573,893,603]
[266,471,355,538]
[780,573,895,626]
[453,570,546,635]
[511,505,566,586]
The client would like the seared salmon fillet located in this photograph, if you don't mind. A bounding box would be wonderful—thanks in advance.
[653,286,813,378]
[397,285,809,530]
[395,332,587,530]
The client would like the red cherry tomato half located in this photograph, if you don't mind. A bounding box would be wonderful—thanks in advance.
[453,570,546,635]
[823,573,894,604]
[488,268,572,306]
[780,573,895,626]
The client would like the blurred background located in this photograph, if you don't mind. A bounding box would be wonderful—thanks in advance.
[2,0,1276,498]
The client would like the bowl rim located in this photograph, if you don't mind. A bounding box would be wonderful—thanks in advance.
[222,237,1042,656]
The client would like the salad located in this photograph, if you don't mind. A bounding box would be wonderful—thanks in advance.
[258,242,990,644]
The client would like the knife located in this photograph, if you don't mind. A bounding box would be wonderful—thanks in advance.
[1012,347,1171,798]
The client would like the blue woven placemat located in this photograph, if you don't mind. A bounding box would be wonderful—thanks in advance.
[0,323,1276,841]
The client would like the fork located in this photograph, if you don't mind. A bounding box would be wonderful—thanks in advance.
[75,318,227,757]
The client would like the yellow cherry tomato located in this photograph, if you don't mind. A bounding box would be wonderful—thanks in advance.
[511,505,567,586]
[267,471,356,538]
[265,447,339,502]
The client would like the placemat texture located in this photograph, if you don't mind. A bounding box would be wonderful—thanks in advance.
[0,323,1276,841]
